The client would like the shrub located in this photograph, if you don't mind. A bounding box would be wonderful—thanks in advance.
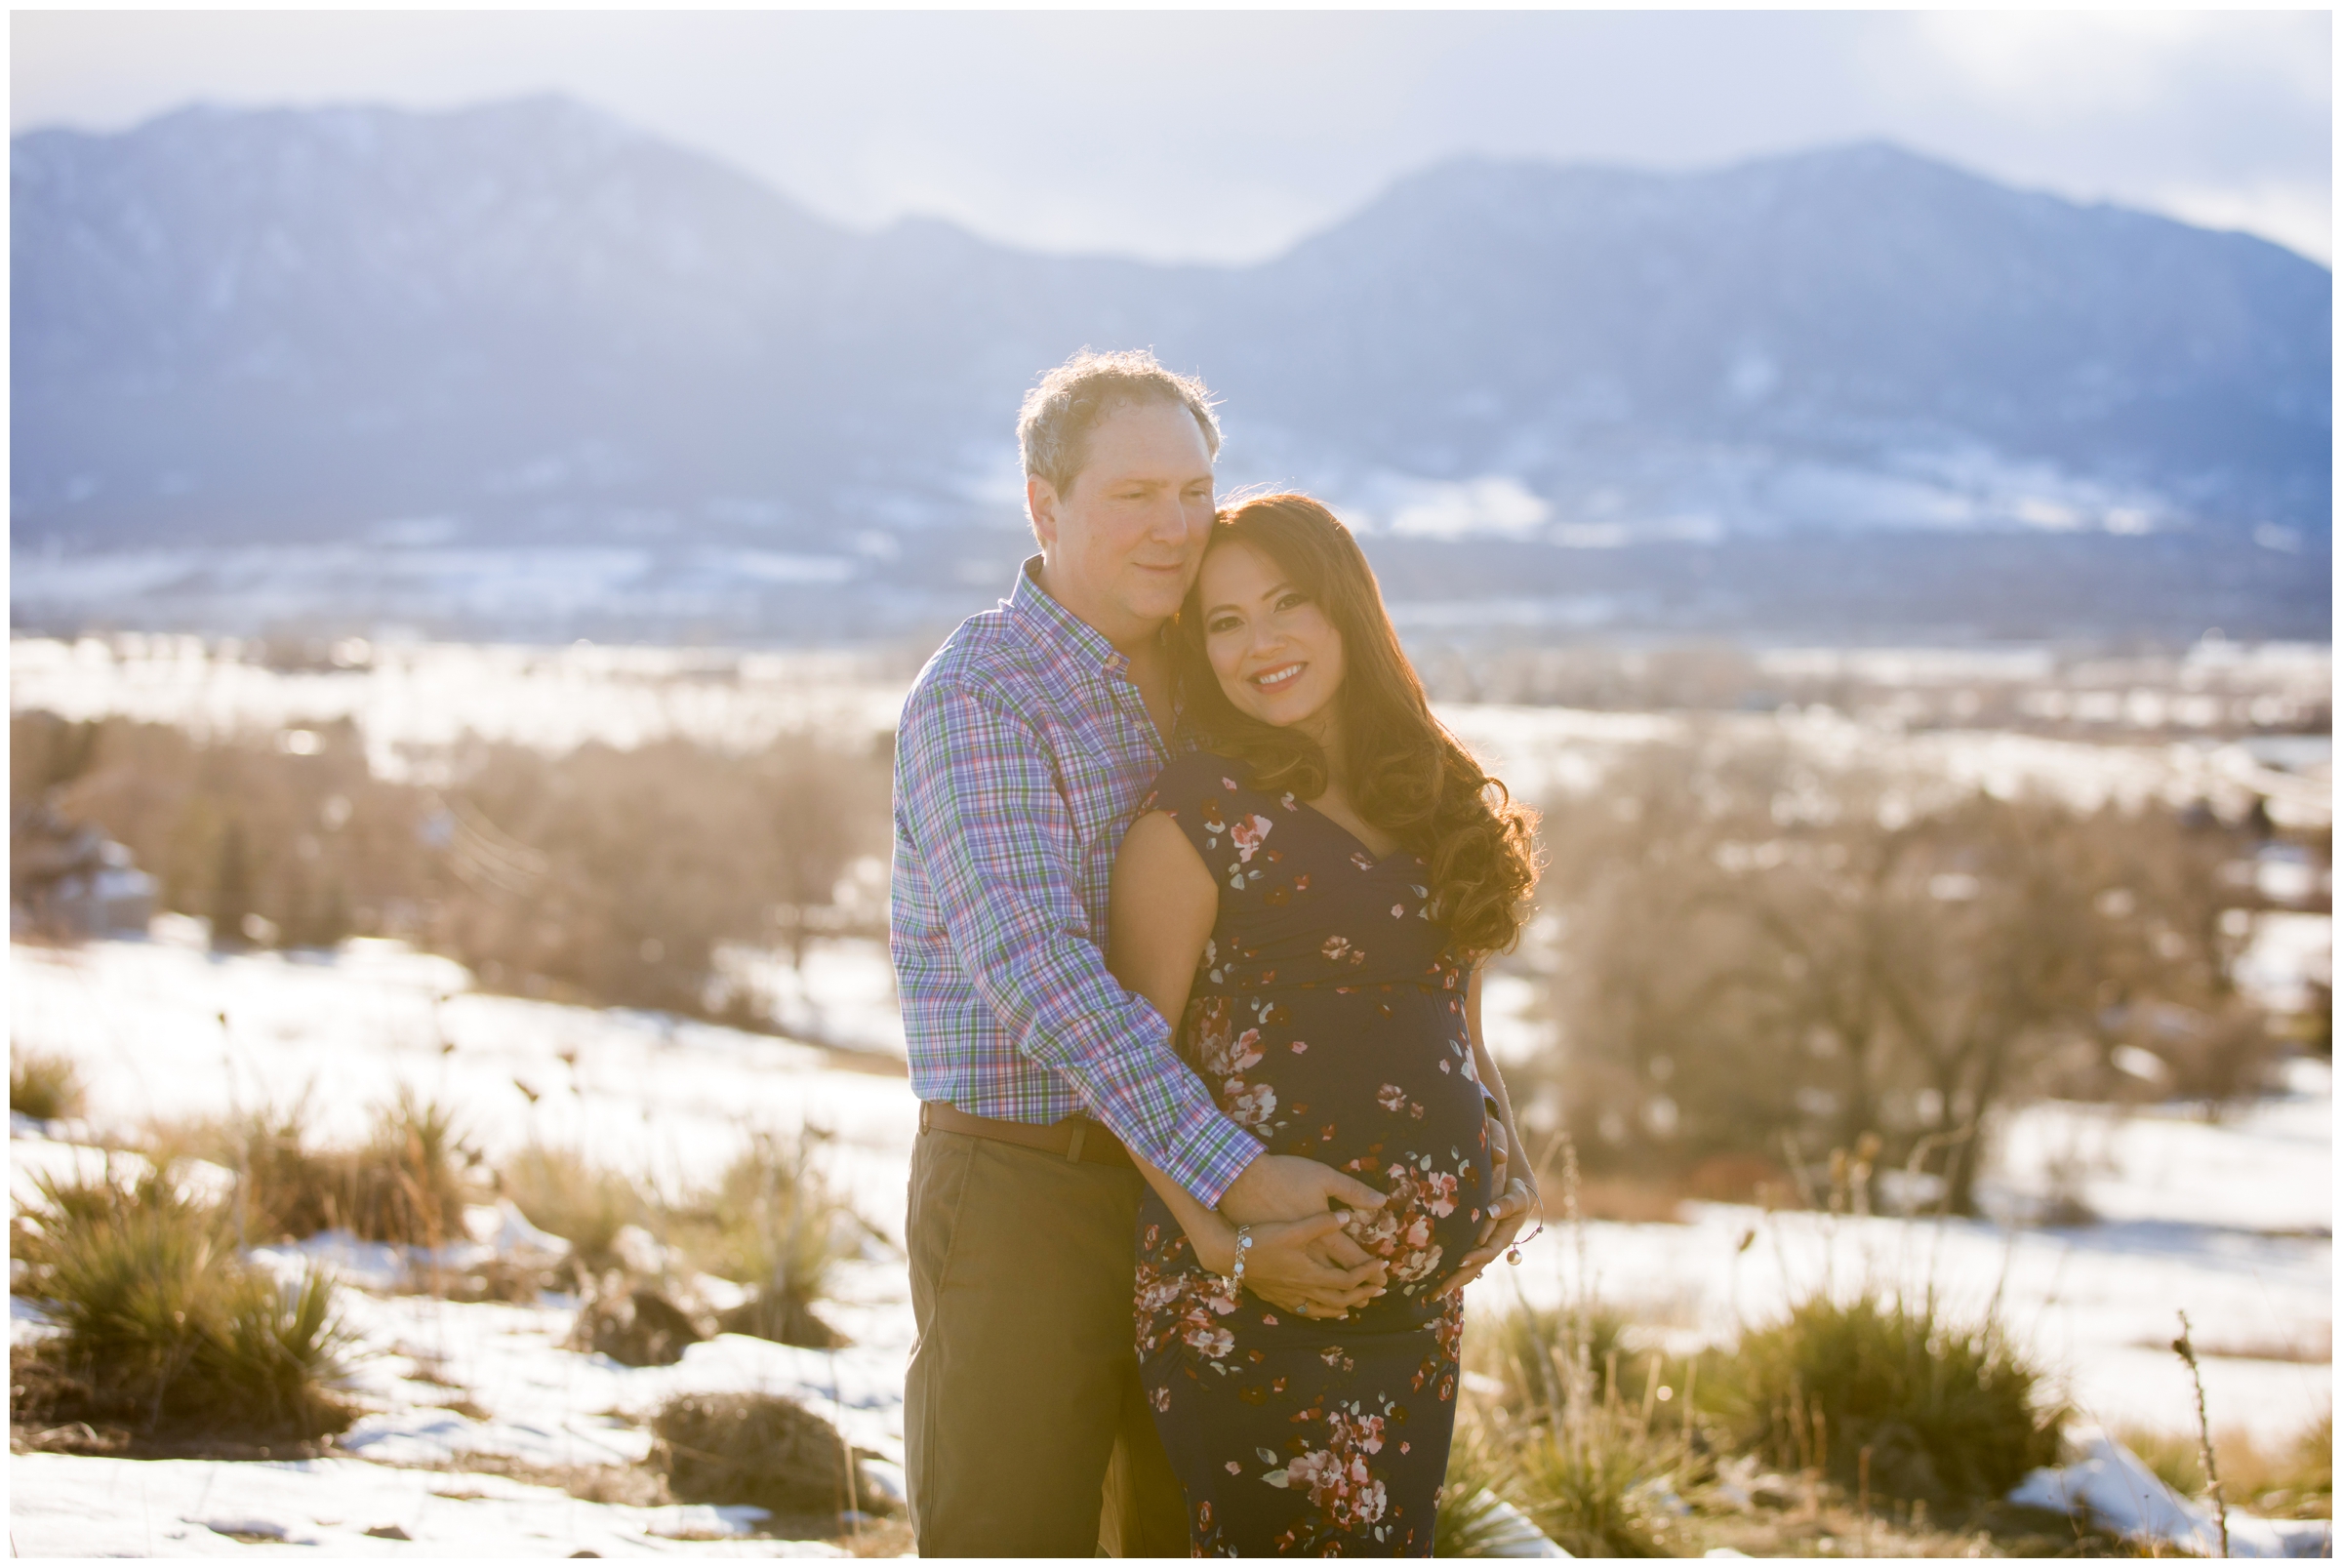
[651,1390,882,1519]
[1433,1416,1522,1557]
[1504,1404,1683,1558]
[157,1092,476,1247]
[569,1278,705,1368]
[1470,1300,1634,1425]
[12,1167,351,1440]
[500,1145,656,1272]
[1708,1289,2063,1504]
[668,1132,857,1347]
[10,1045,85,1121]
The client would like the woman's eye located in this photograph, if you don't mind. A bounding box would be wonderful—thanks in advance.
[1208,616,1240,634]
[1276,593,1309,612]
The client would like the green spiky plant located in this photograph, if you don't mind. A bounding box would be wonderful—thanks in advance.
[12,1165,352,1440]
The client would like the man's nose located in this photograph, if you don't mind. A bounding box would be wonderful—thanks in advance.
[1146,492,1194,543]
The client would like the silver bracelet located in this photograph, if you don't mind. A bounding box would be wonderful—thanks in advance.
[1229,1225,1255,1290]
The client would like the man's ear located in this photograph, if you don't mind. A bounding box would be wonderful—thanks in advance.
[1027,474,1061,551]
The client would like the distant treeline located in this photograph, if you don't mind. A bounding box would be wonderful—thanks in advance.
[1526,735,2329,1215]
[10,713,892,1016]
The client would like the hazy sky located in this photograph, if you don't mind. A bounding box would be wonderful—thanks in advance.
[12,10,2333,264]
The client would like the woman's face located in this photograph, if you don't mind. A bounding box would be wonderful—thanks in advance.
[1196,538,1346,739]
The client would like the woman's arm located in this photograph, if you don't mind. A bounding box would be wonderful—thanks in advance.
[1434,966,1541,1299]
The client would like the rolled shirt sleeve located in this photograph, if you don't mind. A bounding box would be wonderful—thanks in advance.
[896,674,1263,1206]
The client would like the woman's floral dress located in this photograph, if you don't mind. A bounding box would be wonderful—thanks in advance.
[1134,751,1493,1556]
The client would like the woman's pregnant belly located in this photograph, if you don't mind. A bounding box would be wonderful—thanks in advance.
[1187,985,1494,1320]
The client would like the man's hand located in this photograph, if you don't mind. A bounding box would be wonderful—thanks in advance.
[1219,1153,1385,1226]
[1231,1213,1389,1319]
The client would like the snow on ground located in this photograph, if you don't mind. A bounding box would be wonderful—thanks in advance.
[8,1451,845,1557]
[11,933,2332,1555]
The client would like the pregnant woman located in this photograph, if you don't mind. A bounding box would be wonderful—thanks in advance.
[1108,493,1542,1555]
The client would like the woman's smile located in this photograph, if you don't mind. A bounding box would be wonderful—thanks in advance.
[1250,661,1306,690]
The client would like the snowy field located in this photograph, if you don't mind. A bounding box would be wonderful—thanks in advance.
[12,933,2331,1556]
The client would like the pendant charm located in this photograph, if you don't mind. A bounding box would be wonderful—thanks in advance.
[1506,1246,1522,1266]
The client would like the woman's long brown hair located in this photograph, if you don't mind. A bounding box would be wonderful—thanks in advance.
[1173,493,1539,961]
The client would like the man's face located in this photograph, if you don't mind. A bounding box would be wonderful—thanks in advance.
[1029,399,1216,648]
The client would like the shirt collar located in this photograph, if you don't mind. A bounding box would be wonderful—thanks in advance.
[1009,554,1140,677]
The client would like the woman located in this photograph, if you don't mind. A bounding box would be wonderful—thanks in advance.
[1109,493,1541,1555]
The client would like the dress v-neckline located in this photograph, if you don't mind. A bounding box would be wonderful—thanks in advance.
[1288,789,1410,869]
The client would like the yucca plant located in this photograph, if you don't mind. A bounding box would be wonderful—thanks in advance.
[14,1166,352,1439]
[1707,1288,2062,1504]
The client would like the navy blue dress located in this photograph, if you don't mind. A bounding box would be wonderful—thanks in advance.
[1133,752,1493,1556]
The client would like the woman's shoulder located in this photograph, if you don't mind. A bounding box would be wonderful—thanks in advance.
[1139,748,1256,816]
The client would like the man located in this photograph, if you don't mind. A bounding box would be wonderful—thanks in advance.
[891,349,1391,1555]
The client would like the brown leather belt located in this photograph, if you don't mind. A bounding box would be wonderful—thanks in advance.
[918,1102,1133,1169]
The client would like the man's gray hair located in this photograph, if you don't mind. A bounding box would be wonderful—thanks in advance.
[1017,347,1222,500]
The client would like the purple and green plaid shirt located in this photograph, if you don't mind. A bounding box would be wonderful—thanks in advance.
[890,558,1263,1206]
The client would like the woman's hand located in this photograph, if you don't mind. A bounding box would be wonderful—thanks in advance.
[1432,1177,1538,1300]
[1236,1212,1390,1319]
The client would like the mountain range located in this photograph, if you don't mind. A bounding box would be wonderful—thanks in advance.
[11,96,2331,642]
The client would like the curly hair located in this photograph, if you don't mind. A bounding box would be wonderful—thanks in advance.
[1172,493,1539,962]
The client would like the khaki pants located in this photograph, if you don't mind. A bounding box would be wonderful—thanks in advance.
[904,1126,1188,1557]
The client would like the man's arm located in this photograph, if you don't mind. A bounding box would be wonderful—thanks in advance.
[1110,809,1388,1309]
[895,675,1261,1203]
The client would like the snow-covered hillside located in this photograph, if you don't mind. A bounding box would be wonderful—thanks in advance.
[11,932,2330,1554]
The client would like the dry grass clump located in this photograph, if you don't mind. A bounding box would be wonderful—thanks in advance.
[650,1390,885,1520]
[10,1044,85,1121]
[1706,1290,2064,1506]
[159,1092,477,1247]
[666,1132,859,1348]
[2120,1414,2333,1520]
[498,1144,656,1273]
[11,1166,352,1444]
[1447,1288,1705,1555]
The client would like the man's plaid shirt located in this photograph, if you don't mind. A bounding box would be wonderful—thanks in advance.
[890,560,1263,1205]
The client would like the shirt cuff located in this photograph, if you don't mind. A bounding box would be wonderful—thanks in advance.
[1152,1106,1263,1209]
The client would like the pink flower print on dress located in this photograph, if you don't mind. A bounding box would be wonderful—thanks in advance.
[1200,1024,1264,1081]
[1231,813,1274,863]
[1376,1083,1407,1113]
[1391,1241,1444,1284]
[1227,1081,1279,1130]
[1351,851,1375,871]
[1423,1171,1459,1218]
[1182,1318,1235,1359]
[1321,935,1357,964]
[1392,904,1406,918]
